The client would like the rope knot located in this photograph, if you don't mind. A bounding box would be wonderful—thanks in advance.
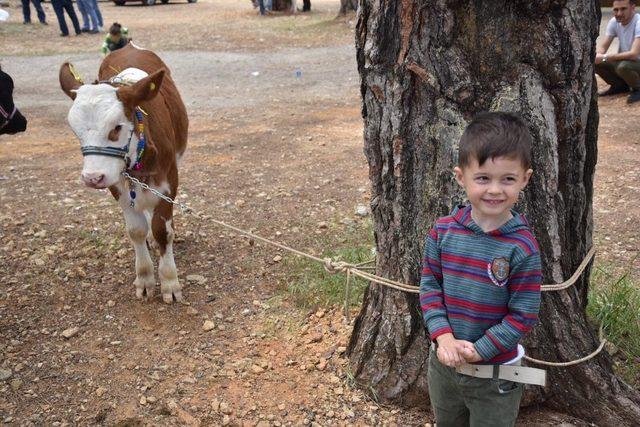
[323,258,350,274]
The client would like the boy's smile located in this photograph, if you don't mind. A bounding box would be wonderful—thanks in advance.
[454,156,532,231]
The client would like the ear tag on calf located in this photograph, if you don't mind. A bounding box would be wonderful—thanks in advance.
[150,82,156,91]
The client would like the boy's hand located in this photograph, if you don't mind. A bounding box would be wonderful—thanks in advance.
[459,341,483,363]
[435,334,467,367]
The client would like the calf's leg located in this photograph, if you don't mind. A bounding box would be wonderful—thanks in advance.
[122,206,156,299]
[152,200,182,304]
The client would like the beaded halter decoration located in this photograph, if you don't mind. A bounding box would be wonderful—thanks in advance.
[127,107,147,207]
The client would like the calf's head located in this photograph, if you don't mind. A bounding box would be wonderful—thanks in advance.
[59,63,164,188]
[0,66,28,136]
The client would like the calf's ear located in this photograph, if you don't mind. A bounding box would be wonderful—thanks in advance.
[117,69,165,107]
[59,62,84,100]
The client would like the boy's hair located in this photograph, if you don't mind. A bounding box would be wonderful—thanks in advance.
[109,23,122,36]
[458,111,532,169]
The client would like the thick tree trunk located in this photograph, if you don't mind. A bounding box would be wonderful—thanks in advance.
[348,0,640,424]
[338,0,357,16]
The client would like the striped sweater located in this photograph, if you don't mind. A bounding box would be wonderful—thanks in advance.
[419,205,542,364]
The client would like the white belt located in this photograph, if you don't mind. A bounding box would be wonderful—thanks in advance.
[456,363,546,387]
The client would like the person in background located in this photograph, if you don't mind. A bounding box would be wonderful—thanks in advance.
[21,0,47,25]
[76,0,99,33]
[595,0,640,104]
[51,0,81,37]
[101,23,129,56]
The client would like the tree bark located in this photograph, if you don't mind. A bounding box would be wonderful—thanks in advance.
[338,0,357,16]
[273,0,291,12]
[348,0,640,424]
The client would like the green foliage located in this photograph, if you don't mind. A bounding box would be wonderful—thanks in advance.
[284,245,373,309]
[283,220,374,310]
[587,264,640,384]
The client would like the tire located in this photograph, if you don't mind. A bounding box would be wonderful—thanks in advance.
[113,0,125,5]
[187,0,197,3]
[161,0,169,3]
[144,0,155,5]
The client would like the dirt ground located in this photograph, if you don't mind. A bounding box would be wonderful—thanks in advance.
[0,1,638,426]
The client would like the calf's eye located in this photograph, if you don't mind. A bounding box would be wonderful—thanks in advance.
[108,125,123,141]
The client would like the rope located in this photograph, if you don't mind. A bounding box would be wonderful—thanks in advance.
[523,326,607,367]
[121,173,606,368]
[540,247,596,291]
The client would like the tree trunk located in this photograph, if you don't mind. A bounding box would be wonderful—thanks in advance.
[338,0,357,16]
[347,0,640,424]
[273,0,291,12]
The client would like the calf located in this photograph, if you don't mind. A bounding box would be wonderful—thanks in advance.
[59,44,188,303]
[0,65,28,136]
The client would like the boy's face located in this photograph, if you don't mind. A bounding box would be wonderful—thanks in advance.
[454,156,532,226]
[111,33,121,42]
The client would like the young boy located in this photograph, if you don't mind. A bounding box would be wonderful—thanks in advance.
[101,22,129,56]
[420,112,542,427]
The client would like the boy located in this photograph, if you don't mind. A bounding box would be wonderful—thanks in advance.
[420,112,542,427]
[101,23,129,56]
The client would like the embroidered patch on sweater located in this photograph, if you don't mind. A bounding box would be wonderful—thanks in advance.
[488,257,510,287]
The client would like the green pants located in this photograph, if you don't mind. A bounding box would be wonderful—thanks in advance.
[427,349,523,427]
[595,60,640,90]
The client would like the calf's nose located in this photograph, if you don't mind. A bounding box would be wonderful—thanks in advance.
[81,172,106,188]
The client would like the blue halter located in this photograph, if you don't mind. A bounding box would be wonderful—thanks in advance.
[79,108,145,171]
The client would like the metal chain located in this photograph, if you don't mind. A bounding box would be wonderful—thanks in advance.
[122,172,193,215]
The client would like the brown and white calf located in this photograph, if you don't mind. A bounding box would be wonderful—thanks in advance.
[59,44,188,303]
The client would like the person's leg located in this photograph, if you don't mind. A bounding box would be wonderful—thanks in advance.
[32,0,47,23]
[90,0,103,28]
[616,60,640,103]
[302,0,310,11]
[615,60,640,89]
[51,0,69,35]
[62,0,82,35]
[258,0,265,15]
[264,0,272,11]
[81,0,99,32]
[462,376,523,427]
[427,350,470,427]
[76,0,90,31]
[21,0,31,23]
[595,61,628,89]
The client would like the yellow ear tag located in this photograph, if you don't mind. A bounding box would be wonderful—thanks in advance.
[150,82,156,91]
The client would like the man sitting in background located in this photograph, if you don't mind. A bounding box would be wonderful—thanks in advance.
[595,0,640,104]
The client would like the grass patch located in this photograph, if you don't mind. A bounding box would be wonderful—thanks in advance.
[587,263,640,384]
[282,219,374,310]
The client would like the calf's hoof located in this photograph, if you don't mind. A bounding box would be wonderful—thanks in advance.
[134,276,156,300]
[161,279,183,304]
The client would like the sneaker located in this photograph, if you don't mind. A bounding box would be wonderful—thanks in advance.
[60,33,69,37]
[40,21,48,25]
[599,85,629,96]
[627,89,640,104]
[89,29,99,34]
[81,28,90,32]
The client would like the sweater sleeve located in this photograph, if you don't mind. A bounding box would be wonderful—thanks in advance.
[474,253,542,360]
[419,228,452,341]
